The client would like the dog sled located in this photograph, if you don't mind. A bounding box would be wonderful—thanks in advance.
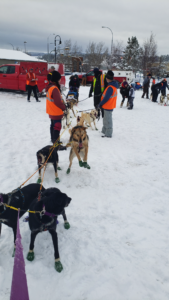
[66,87,78,104]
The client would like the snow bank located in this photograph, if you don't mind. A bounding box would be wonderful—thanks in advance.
[0,49,46,62]
[0,81,169,300]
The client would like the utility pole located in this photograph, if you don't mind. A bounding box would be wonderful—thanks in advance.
[102,26,113,69]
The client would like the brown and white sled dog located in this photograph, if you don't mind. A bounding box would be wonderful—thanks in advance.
[62,109,71,129]
[160,94,169,106]
[66,126,90,174]
[80,109,98,130]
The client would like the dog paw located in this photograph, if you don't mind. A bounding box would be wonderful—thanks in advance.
[27,251,35,261]
[12,248,16,257]
[55,261,63,273]
[64,222,70,230]
[83,162,90,169]
[57,166,62,170]
[66,168,70,174]
[55,177,60,183]
[37,178,41,184]
[95,128,98,131]
[79,161,83,167]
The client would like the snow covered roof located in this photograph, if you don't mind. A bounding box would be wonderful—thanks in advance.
[0,49,46,62]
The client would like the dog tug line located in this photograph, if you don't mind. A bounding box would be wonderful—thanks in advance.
[0,125,71,217]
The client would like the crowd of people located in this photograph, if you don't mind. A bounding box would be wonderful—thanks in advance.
[25,66,169,152]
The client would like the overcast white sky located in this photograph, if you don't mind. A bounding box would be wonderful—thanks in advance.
[0,0,168,55]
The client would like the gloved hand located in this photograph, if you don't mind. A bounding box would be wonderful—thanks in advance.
[96,104,100,110]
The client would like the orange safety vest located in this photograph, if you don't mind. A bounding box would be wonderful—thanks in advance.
[26,73,37,85]
[101,85,117,110]
[152,79,155,84]
[46,85,63,116]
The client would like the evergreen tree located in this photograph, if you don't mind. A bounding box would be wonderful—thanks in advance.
[123,37,141,73]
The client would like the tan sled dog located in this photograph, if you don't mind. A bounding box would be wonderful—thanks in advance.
[80,109,98,130]
[66,126,90,174]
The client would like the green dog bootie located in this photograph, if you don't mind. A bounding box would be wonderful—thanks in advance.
[37,178,41,184]
[66,168,70,174]
[57,166,62,170]
[83,162,90,169]
[55,261,63,273]
[79,161,83,167]
[64,222,70,230]
[55,177,60,183]
[27,251,35,261]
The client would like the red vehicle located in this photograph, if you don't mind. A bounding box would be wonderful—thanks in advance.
[78,69,134,87]
[0,62,65,95]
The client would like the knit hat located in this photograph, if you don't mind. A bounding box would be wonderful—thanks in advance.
[51,71,61,83]
[93,68,99,74]
[50,66,55,70]
[147,73,151,77]
[105,70,114,80]
[123,81,128,86]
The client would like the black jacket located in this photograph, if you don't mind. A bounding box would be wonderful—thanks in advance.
[69,75,80,89]
[89,73,108,107]
[120,85,130,97]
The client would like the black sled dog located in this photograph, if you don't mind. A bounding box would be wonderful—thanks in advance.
[37,145,67,184]
[0,183,45,256]
[27,187,71,273]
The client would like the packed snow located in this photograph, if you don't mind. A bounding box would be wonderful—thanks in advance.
[0,78,169,300]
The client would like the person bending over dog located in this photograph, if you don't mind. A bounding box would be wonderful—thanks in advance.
[98,70,118,138]
[0,183,45,256]
[26,187,71,273]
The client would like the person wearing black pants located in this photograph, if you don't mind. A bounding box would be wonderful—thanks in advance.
[26,68,40,102]
[46,71,66,148]
[89,68,108,118]
[152,82,163,102]
[27,85,39,102]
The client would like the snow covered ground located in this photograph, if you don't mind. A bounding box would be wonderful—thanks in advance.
[0,79,169,300]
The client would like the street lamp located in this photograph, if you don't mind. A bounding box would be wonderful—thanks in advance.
[24,41,27,53]
[102,26,113,69]
[8,43,14,50]
[47,33,55,62]
[54,35,62,63]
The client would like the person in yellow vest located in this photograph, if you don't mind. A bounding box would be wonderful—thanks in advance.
[46,71,66,144]
[98,70,118,138]
[89,68,107,118]
[26,68,40,102]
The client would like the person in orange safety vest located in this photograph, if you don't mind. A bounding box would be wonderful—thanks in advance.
[98,70,118,138]
[46,70,66,145]
[26,68,40,102]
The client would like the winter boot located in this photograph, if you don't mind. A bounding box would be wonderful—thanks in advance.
[120,101,124,108]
